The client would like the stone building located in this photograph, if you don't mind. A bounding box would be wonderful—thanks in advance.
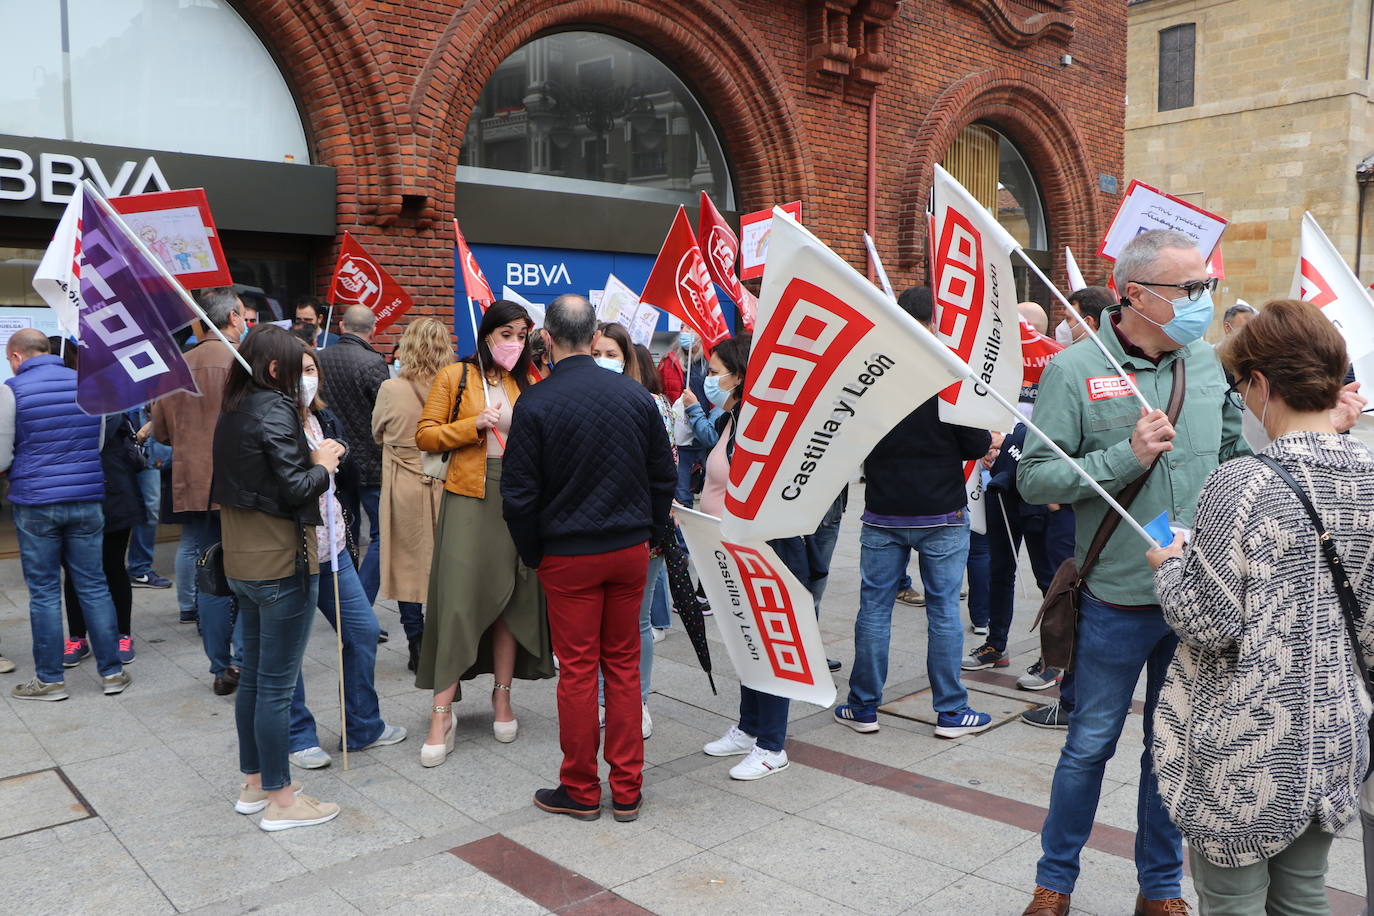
[1126,0,1374,311]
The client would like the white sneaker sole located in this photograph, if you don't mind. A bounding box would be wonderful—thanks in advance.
[833,712,879,734]
[703,743,755,757]
[288,755,331,770]
[13,691,68,701]
[259,808,340,831]
[934,721,994,739]
[1016,678,1060,691]
[730,759,789,781]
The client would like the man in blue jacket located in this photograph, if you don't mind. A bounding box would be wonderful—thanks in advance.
[501,294,676,825]
[1,329,130,700]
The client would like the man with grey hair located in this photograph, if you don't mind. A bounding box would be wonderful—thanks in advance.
[153,286,246,693]
[1017,229,1238,916]
[316,303,390,606]
[1222,300,1259,336]
[501,294,676,824]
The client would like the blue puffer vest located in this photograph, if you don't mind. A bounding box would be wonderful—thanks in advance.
[6,355,104,506]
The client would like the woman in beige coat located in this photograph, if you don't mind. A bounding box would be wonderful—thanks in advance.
[372,318,453,672]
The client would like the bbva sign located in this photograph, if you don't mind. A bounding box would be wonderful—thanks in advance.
[0,149,170,204]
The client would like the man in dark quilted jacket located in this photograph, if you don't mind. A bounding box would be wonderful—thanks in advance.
[502,294,676,825]
[317,305,391,604]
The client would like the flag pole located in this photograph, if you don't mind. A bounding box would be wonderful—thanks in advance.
[1012,247,1151,412]
[80,180,251,375]
[323,481,348,770]
[863,232,897,300]
[972,371,1160,548]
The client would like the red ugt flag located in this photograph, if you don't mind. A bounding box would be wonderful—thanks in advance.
[452,218,494,306]
[697,192,757,332]
[327,232,414,333]
[641,206,731,352]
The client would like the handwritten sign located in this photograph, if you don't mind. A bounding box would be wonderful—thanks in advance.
[1098,180,1227,262]
[739,201,802,281]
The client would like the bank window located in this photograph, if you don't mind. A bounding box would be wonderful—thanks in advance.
[459,31,735,208]
[0,0,309,163]
[1158,24,1196,112]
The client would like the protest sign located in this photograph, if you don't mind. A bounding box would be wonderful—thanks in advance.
[110,188,231,290]
[640,206,730,352]
[502,286,545,329]
[326,232,414,333]
[595,273,658,347]
[1098,180,1227,261]
[929,165,1024,429]
[739,200,802,281]
[964,460,987,536]
[676,508,835,708]
[719,207,972,543]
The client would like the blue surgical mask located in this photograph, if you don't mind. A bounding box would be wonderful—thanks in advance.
[1133,286,1214,346]
[678,331,696,352]
[703,374,726,407]
[594,357,623,374]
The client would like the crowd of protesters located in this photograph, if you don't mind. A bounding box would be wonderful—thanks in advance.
[3,229,1374,915]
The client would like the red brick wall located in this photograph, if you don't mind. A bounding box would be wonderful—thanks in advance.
[237,0,1125,345]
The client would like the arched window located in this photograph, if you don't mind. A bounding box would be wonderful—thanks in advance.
[459,31,735,208]
[0,0,310,163]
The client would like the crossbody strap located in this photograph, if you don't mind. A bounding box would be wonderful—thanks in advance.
[1257,456,1370,681]
[1079,357,1187,579]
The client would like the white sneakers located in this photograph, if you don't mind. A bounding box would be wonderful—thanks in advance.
[703,724,756,757]
[729,746,790,781]
[288,746,331,769]
[642,703,652,740]
[259,793,340,832]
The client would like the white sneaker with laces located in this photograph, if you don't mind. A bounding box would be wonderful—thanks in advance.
[288,746,332,769]
[642,703,653,740]
[703,724,756,757]
[729,746,789,780]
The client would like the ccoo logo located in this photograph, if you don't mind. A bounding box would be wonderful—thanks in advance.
[1299,259,1337,308]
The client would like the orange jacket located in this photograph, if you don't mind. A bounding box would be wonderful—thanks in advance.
[415,362,527,497]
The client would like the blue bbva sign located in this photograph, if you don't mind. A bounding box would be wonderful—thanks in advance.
[452,243,739,356]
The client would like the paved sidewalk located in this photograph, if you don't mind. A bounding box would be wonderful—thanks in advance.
[0,492,1365,915]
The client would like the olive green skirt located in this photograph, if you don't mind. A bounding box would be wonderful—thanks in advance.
[414,458,554,697]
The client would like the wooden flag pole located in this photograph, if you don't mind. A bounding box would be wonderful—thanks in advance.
[323,482,348,770]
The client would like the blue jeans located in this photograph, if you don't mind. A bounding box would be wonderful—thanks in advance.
[13,501,124,682]
[966,530,990,628]
[675,446,705,507]
[340,485,382,607]
[849,521,970,715]
[289,550,386,751]
[1036,590,1182,899]
[985,492,1019,652]
[649,568,671,629]
[125,468,161,577]
[175,524,198,618]
[184,511,242,675]
[397,601,424,641]
[804,490,846,611]
[232,570,319,792]
[1024,506,1076,594]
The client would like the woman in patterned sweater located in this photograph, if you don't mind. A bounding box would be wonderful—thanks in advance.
[1146,299,1373,913]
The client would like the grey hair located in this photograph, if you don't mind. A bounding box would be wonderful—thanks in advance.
[341,304,376,334]
[1223,302,1259,324]
[544,294,596,348]
[196,287,242,330]
[1112,229,1200,291]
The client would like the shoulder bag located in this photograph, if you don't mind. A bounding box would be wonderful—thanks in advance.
[1258,454,1374,776]
[421,363,469,481]
[1032,357,1186,671]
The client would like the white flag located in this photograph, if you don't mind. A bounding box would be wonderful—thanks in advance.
[31,191,85,338]
[719,208,972,543]
[964,461,987,536]
[930,165,1023,429]
[501,285,545,329]
[1065,247,1087,293]
[1291,213,1374,379]
[676,508,835,707]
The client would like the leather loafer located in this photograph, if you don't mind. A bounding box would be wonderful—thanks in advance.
[1135,893,1191,915]
[213,665,240,696]
[1022,886,1069,916]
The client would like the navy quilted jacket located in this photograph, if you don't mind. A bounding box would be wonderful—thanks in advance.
[501,354,677,567]
[6,355,104,506]
[317,334,389,487]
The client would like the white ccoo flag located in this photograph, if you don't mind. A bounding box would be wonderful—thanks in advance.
[719,208,973,544]
[929,165,1024,429]
[1292,213,1374,383]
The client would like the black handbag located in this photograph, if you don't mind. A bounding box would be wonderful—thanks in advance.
[1259,454,1374,776]
[196,541,233,597]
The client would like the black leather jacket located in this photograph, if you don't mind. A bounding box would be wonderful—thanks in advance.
[212,387,327,524]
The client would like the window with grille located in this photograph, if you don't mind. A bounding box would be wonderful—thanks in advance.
[1158,24,1196,112]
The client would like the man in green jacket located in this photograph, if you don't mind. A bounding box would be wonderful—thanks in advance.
[1016,229,1244,916]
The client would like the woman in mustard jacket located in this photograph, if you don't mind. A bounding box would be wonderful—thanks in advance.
[413,302,552,767]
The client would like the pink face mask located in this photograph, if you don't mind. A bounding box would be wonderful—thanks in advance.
[489,339,524,371]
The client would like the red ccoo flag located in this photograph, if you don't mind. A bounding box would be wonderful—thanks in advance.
[697,191,754,331]
[641,206,731,352]
[452,218,494,306]
[327,231,414,333]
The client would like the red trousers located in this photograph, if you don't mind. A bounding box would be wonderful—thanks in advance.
[538,543,649,806]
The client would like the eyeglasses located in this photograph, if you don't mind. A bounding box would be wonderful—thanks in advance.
[1224,378,1246,411]
[1129,277,1219,302]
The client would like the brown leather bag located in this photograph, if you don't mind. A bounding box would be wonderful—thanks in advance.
[1032,358,1186,671]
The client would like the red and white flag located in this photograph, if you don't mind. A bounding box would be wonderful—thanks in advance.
[1292,212,1374,378]
[326,232,414,333]
[929,165,1024,429]
[697,192,756,332]
[641,206,730,352]
[719,208,972,543]
[676,508,835,707]
[452,218,494,306]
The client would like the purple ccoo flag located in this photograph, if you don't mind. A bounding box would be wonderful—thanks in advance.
[74,186,199,414]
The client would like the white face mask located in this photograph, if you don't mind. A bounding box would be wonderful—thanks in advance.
[299,375,319,407]
[1240,378,1273,452]
[1053,320,1074,347]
